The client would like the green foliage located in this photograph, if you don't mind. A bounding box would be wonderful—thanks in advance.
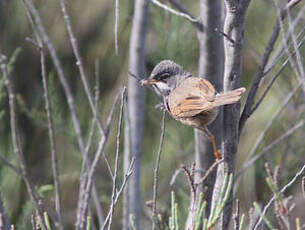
[130,214,137,230]
[166,174,233,230]
[38,184,54,198]
[169,191,179,230]
[253,202,275,230]
[1,0,305,228]
[7,48,22,75]
[86,216,92,230]
[43,212,52,230]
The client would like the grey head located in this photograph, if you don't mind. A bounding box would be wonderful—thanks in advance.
[141,60,191,96]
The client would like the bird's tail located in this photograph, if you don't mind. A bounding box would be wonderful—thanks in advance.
[213,87,246,107]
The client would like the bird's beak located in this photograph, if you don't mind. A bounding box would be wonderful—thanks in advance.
[140,78,159,86]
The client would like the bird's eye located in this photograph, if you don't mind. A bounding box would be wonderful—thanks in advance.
[159,72,170,80]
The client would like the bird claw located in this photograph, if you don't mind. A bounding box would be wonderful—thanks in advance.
[215,149,222,161]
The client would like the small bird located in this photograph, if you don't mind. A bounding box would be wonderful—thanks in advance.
[141,60,246,160]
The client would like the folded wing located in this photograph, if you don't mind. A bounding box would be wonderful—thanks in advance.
[168,77,216,118]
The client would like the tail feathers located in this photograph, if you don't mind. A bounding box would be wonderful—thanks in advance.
[213,87,246,107]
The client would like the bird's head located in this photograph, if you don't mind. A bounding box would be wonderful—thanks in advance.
[141,60,189,97]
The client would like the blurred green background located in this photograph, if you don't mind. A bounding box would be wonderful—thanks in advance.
[1,0,305,229]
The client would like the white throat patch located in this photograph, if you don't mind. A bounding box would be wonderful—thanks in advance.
[155,81,171,92]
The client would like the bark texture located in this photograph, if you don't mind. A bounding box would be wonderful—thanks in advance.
[127,0,150,229]
[195,0,223,215]
[212,0,251,229]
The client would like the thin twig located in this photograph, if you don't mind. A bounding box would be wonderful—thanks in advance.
[275,0,302,87]
[115,0,119,54]
[122,99,131,230]
[58,0,105,140]
[170,168,183,186]
[181,163,197,228]
[0,154,22,176]
[236,119,304,180]
[236,83,302,180]
[286,3,305,87]
[264,5,305,76]
[152,110,166,230]
[78,88,123,229]
[166,0,202,29]
[22,0,88,161]
[40,44,64,230]
[85,60,100,154]
[254,164,305,230]
[151,0,198,23]
[22,2,106,228]
[250,31,305,115]
[196,159,224,186]
[0,53,48,230]
[239,0,304,133]
[214,28,235,44]
[102,157,136,230]
[107,87,126,230]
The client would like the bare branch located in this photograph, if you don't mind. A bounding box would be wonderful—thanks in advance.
[122,100,131,230]
[102,157,136,230]
[236,119,305,180]
[0,53,48,230]
[77,88,124,229]
[166,0,202,29]
[0,153,22,176]
[264,5,305,76]
[250,31,305,115]
[107,87,126,230]
[286,3,305,85]
[58,0,106,140]
[22,0,87,160]
[254,164,305,230]
[151,0,198,23]
[196,159,224,186]
[235,83,302,181]
[239,0,304,133]
[152,110,166,230]
[115,0,119,54]
[40,45,64,230]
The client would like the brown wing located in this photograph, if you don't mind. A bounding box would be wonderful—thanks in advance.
[168,77,216,118]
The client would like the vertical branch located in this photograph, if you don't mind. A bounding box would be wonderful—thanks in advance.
[127,0,150,228]
[77,90,121,230]
[122,99,131,230]
[107,88,126,230]
[194,0,223,217]
[18,5,64,228]
[0,54,48,230]
[22,0,87,161]
[40,48,63,230]
[115,0,119,54]
[239,0,304,133]
[152,110,166,230]
[212,0,251,229]
[58,0,105,139]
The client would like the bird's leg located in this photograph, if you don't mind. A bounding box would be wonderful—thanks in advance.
[201,127,222,161]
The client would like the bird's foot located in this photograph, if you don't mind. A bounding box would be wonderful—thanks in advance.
[215,149,222,161]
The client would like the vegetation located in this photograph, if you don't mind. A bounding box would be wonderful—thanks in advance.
[0,0,305,229]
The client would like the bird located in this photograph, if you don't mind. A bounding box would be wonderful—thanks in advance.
[140,60,246,160]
